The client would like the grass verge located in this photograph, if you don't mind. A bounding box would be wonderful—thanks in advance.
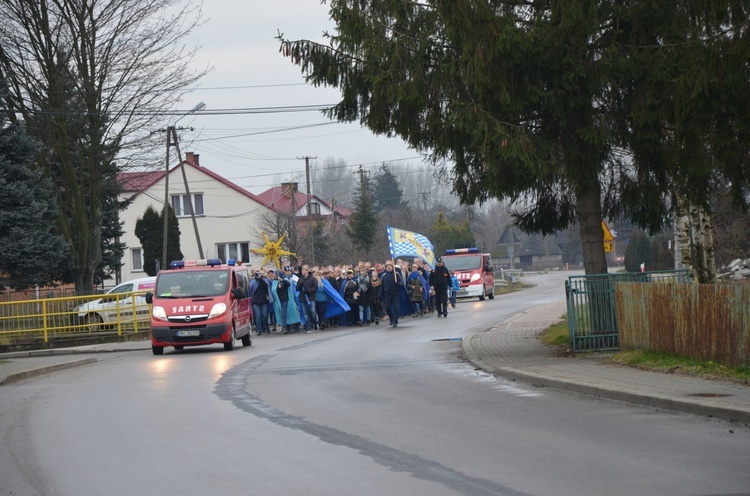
[539,315,750,384]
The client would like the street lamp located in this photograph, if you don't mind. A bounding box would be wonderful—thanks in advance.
[162,102,206,271]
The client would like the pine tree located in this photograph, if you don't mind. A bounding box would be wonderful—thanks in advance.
[135,206,182,276]
[372,164,407,213]
[0,95,68,290]
[428,212,475,259]
[624,231,652,273]
[346,182,378,259]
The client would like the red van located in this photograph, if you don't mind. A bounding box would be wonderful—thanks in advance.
[441,248,495,301]
[145,259,252,355]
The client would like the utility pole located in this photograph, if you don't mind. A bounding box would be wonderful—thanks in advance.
[154,103,206,270]
[354,165,369,198]
[171,126,204,259]
[299,156,317,265]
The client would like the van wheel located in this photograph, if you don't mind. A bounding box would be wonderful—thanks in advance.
[152,345,164,355]
[86,313,104,331]
[479,292,485,301]
[241,328,252,347]
[488,289,495,300]
[224,325,236,351]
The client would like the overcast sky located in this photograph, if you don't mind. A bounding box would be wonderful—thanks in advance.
[173,0,429,195]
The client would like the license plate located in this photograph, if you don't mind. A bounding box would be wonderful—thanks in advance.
[458,290,468,296]
[176,330,200,337]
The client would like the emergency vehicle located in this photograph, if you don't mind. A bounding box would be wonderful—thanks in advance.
[145,259,252,355]
[441,248,495,301]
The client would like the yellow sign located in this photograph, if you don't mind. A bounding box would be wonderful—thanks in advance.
[602,221,614,241]
[604,242,614,253]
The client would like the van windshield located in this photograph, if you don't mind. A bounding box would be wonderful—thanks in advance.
[442,255,482,271]
[155,270,229,298]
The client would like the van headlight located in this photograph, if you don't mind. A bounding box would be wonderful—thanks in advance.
[470,273,481,282]
[152,306,167,321]
[209,303,227,318]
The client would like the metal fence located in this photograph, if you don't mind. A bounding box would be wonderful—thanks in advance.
[565,270,691,352]
[0,291,152,345]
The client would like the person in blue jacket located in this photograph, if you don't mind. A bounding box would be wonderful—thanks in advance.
[450,270,460,308]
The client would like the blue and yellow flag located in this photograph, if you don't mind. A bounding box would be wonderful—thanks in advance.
[387,226,436,269]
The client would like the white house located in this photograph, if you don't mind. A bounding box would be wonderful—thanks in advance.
[117,153,272,281]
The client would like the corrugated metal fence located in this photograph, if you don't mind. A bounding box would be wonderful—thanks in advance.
[566,270,691,352]
[616,282,750,367]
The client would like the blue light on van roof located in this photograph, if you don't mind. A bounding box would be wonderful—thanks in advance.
[445,248,479,255]
[169,258,224,269]
[227,259,236,266]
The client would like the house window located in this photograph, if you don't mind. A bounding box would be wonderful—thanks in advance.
[131,248,143,272]
[216,242,250,264]
[171,193,204,217]
[309,201,321,215]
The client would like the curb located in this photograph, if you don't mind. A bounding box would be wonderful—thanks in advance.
[483,365,750,424]
[0,358,98,386]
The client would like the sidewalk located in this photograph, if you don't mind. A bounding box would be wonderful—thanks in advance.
[462,300,750,424]
[0,341,150,385]
[2,305,749,425]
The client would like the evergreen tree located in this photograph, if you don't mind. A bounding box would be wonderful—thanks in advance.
[624,230,652,273]
[346,181,378,259]
[0,96,68,290]
[428,212,475,259]
[135,206,182,276]
[278,1,750,277]
[372,164,407,212]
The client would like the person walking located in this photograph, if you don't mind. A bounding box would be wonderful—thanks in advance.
[249,269,274,334]
[430,257,451,317]
[341,268,360,325]
[273,267,300,334]
[449,270,460,308]
[356,267,373,325]
[380,261,402,327]
[296,264,318,333]
[408,263,427,317]
[314,268,329,329]
[369,269,382,325]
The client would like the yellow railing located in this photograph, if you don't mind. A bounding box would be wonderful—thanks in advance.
[0,291,152,344]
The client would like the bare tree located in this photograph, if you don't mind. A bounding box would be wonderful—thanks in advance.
[311,156,358,208]
[0,0,206,292]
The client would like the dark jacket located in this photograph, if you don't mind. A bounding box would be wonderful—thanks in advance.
[430,265,451,290]
[342,276,359,305]
[380,269,402,299]
[296,273,318,303]
[275,277,291,303]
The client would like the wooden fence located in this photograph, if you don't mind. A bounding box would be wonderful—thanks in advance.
[615,282,750,367]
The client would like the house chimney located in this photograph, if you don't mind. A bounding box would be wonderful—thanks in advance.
[184,152,200,166]
[281,182,298,198]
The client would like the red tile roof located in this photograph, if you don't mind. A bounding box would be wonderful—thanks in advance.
[118,161,264,204]
[256,186,351,218]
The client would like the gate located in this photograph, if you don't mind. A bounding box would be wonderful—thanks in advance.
[565,270,691,352]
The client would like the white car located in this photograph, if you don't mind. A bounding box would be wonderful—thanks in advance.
[73,277,156,329]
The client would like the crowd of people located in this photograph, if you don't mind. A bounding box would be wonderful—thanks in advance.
[246,257,462,335]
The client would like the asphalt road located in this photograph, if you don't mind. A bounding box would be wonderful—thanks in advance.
[1,272,748,496]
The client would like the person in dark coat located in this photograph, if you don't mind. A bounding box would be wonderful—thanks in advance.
[296,264,319,332]
[429,257,451,317]
[341,269,360,325]
[380,261,402,327]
